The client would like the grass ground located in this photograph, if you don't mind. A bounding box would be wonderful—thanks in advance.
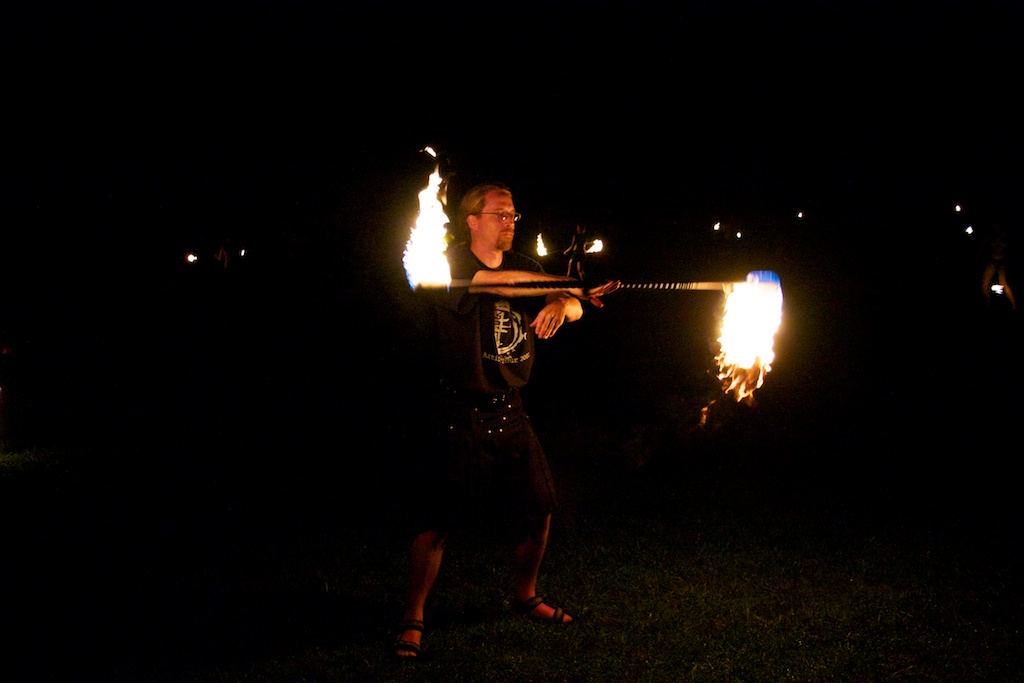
[2,422,1022,683]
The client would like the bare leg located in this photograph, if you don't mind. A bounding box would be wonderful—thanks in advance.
[998,269,1017,309]
[397,530,447,655]
[512,514,573,623]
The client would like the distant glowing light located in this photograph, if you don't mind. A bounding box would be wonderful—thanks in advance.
[422,146,438,158]
[186,252,199,263]
[965,225,974,235]
[955,204,962,213]
[713,222,721,232]
[537,234,548,257]
[796,211,804,219]
[992,283,1004,295]
[239,248,247,257]
[735,231,742,239]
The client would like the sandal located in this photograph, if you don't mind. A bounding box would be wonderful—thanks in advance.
[394,619,424,658]
[514,595,572,624]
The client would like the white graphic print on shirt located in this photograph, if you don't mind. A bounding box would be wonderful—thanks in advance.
[486,300,530,364]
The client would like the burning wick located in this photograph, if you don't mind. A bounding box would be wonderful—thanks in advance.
[714,270,783,403]
[403,166,451,289]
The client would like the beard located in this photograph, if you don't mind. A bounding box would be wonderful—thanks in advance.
[497,232,514,251]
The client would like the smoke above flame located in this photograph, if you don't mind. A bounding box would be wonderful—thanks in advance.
[402,166,451,289]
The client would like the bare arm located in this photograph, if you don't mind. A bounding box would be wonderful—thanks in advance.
[467,268,619,297]
[465,269,620,339]
[530,293,582,339]
[466,269,584,298]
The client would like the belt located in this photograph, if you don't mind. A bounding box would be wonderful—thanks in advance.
[442,385,518,410]
[475,391,516,408]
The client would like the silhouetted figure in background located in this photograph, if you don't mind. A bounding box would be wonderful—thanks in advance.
[563,224,587,282]
[214,238,231,269]
[981,222,1016,310]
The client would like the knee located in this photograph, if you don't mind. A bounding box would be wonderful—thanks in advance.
[416,529,448,549]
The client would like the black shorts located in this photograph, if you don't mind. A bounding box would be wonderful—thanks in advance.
[414,388,558,534]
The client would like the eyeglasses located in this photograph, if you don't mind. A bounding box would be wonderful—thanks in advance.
[478,211,522,223]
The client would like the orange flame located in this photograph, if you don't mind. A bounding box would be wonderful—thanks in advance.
[714,272,783,402]
[402,166,451,289]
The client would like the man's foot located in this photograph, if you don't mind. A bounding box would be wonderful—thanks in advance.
[514,595,574,624]
[394,619,424,658]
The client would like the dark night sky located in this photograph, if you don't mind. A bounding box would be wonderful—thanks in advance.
[2,0,1023,489]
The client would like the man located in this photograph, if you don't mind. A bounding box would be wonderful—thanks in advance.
[395,182,618,658]
[563,224,588,281]
[981,221,1016,310]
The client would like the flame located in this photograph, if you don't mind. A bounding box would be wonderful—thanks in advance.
[586,238,603,253]
[537,233,548,256]
[714,271,783,402]
[402,166,451,289]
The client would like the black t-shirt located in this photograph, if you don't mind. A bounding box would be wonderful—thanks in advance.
[434,244,546,394]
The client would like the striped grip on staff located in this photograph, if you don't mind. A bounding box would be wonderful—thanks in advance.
[620,282,728,291]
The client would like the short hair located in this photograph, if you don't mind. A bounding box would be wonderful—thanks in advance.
[452,182,512,242]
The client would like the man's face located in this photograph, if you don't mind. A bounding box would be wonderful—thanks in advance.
[471,190,516,252]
